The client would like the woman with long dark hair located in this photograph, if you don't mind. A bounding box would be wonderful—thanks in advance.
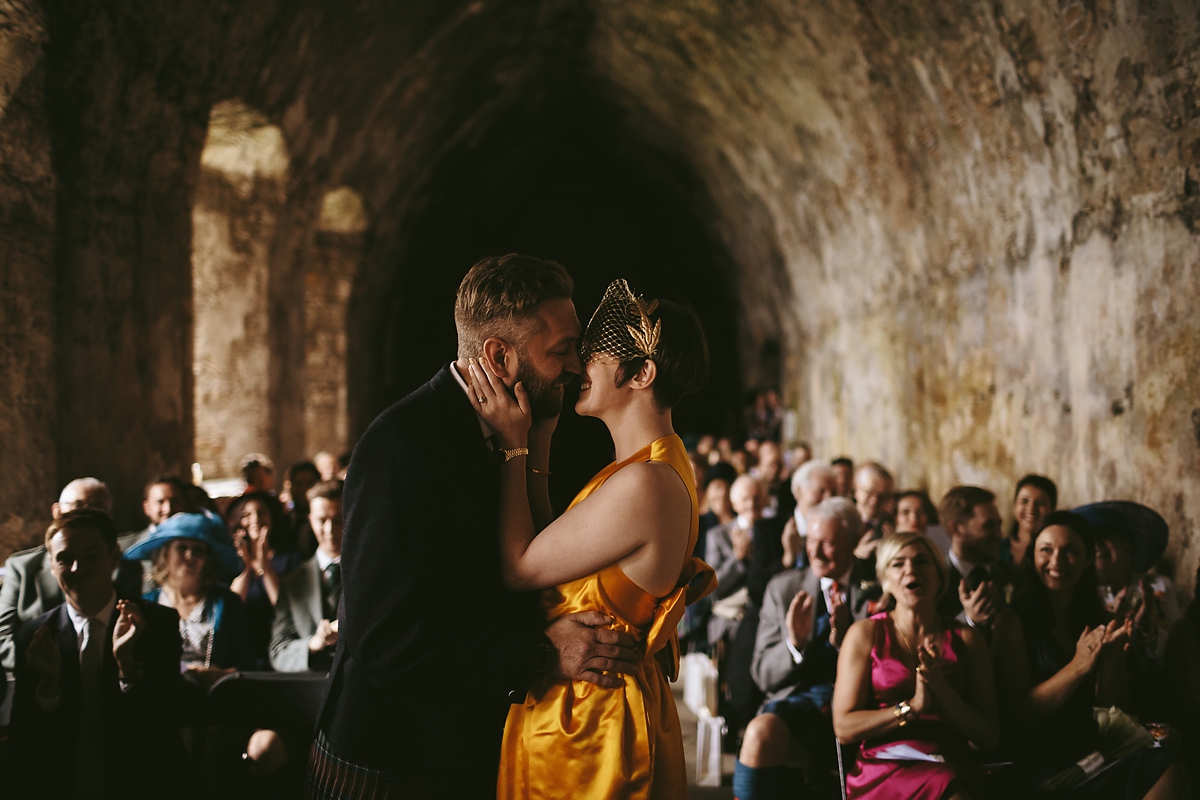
[999,474,1056,565]
[991,511,1185,797]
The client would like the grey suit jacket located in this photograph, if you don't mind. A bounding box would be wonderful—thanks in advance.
[705,520,748,600]
[0,546,63,670]
[270,555,336,672]
[751,558,877,702]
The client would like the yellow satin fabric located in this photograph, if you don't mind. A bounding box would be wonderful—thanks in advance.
[497,434,717,799]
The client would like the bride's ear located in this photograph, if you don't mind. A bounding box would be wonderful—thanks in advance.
[630,359,657,392]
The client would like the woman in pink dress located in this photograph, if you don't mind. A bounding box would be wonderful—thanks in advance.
[832,532,999,799]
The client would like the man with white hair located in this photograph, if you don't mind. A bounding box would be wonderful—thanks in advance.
[0,478,113,669]
[734,497,878,799]
[780,461,839,569]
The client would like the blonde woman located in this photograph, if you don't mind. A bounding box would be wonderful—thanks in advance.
[833,533,999,799]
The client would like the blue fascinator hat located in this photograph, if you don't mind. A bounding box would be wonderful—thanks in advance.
[123,509,244,583]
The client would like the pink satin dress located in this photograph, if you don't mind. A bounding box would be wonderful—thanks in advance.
[845,612,971,800]
[497,434,717,800]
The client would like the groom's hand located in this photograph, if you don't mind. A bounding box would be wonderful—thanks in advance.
[545,611,637,688]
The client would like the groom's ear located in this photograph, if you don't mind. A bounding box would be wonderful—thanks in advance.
[480,337,513,379]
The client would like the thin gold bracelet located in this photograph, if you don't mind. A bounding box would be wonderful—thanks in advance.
[529,467,551,476]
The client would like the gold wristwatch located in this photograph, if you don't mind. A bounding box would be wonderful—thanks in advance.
[497,446,530,463]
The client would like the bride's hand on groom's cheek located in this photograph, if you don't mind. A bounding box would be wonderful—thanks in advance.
[545,611,638,688]
[468,358,532,447]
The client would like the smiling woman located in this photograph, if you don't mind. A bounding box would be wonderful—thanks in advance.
[990,512,1186,796]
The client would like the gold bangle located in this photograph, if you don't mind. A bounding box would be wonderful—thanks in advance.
[529,467,551,476]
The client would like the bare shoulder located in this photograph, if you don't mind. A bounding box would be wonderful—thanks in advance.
[601,461,692,503]
[843,616,877,655]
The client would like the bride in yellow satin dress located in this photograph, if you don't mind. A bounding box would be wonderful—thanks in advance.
[467,279,717,800]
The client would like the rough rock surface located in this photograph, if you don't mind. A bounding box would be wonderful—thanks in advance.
[0,0,1196,598]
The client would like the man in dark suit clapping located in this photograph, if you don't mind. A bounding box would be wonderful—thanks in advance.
[10,508,186,799]
[308,255,639,798]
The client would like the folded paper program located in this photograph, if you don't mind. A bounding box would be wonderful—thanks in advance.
[873,743,946,763]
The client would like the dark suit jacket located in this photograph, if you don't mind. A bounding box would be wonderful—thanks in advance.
[11,597,186,799]
[937,557,1021,623]
[751,559,878,701]
[317,364,544,791]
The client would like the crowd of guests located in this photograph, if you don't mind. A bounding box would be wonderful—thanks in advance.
[0,451,351,797]
[2,397,1199,798]
[682,418,1198,799]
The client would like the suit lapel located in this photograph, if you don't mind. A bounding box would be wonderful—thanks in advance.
[305,558,323,629]
[38,567,61,616]
[53,605,82,712]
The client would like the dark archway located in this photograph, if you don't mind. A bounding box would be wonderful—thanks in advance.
[355,80,742,502]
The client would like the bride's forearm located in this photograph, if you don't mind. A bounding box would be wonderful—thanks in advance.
[499,458,539,588]
[527,430,554,531]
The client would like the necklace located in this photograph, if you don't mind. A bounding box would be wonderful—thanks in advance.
[893,616,938,662]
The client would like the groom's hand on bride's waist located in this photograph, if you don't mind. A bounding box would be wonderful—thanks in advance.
[545,611,638,688]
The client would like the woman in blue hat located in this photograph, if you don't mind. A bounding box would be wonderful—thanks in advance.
[124,511,254,683]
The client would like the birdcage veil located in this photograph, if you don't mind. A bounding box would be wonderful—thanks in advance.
[578,279,662,364]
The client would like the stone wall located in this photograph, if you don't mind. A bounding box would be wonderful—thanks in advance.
[303,188,367,460]
[192,100,289,480]
[591,0,1200,593]
[0,1,55,555]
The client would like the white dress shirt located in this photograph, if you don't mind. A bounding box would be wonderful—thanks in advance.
[36,593,118,712]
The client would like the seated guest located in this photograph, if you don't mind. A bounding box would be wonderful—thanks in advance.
[735,498,876,798]
[833,532,999,798]
[1,477,113,670]
[124,511,254,681]
[118,474,189,596]
[831,456,854,498]
[991,512,1186,796]
[118,474,188,551]
[752,440,790,520]
[227,491,304,668]
[707,475,763,650]
[1165,564,1200,789]
[1080,501,1180,670]
[270,481,344,672]
[780,460,838,570]
[1001,474,1057,564]
[314,450,339,482]
[281,460,321,557]
[279,461,320,514]
[239,453,275,494]
[895,489,951,556]
[10,509,187,798]
[937,486,1017,637]
[682,464,737,655]
[852,462,895,559]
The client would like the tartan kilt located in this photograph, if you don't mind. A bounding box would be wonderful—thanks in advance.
[305,729,396,800]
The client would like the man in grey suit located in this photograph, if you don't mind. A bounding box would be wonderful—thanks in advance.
[0,478,112,670]
[271,480,344,672]
[733,497,878,799]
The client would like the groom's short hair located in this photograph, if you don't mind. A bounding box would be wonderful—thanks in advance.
[455,254,574,358]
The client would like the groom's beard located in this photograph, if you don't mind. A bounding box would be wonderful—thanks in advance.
[516,359,575,419]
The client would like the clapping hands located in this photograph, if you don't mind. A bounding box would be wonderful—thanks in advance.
[910,635,947,714]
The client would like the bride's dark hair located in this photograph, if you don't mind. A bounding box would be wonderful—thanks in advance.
[614,299,709,411]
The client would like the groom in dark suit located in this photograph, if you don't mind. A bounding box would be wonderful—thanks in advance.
[308,255,639,798]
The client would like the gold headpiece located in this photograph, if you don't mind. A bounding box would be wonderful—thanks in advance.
[579,279,662,363]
